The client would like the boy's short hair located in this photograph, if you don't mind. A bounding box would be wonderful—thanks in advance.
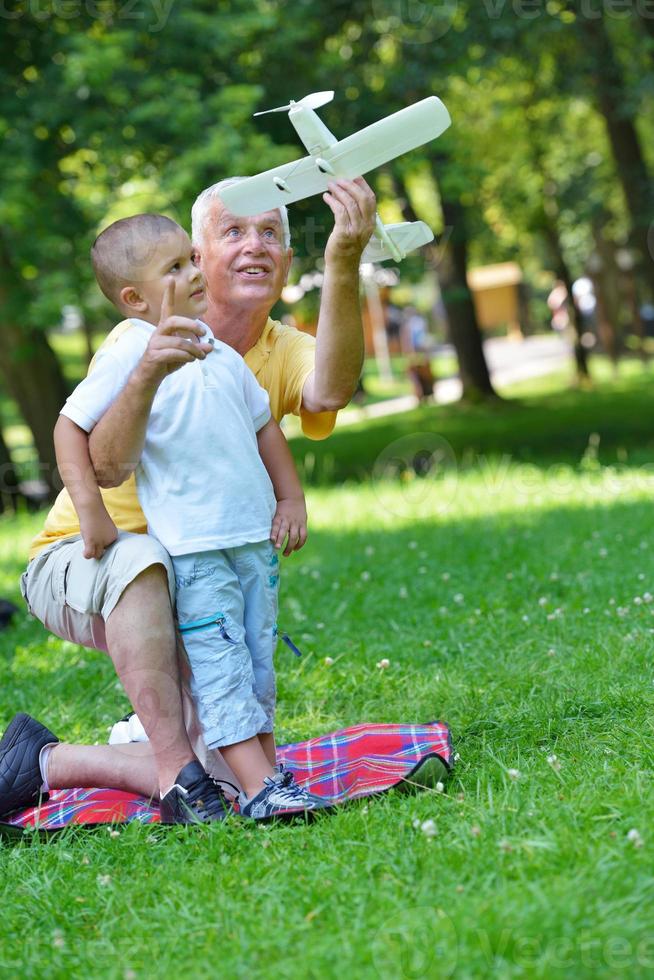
[91,213,181,307]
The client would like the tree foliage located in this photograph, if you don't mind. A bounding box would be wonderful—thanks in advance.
[1,1,653,471]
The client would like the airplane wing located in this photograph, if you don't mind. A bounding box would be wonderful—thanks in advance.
[321,97,451,178]
[218,96,451,217]
[361,221,434,263]
[217,156,331,216]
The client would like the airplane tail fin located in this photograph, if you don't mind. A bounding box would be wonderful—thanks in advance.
[361,221,434,264]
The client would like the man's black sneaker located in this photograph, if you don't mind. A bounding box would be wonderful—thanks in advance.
[0,713,59,816]
[159,760,230,825]
[238,764,336,822]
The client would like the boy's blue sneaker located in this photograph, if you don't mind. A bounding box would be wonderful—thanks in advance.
[160,760,230,825]
[238,765,336,821]
[0,713,59,816]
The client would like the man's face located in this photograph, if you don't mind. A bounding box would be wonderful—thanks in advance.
[196,200,292,312]
[133,228,207,321]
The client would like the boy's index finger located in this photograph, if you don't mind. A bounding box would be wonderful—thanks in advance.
[158,276,175,327]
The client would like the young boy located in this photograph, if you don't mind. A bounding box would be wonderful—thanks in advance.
[55,213,333,822]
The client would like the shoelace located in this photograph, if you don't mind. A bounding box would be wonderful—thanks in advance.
[184,774,228,821]
[264,769,310,805]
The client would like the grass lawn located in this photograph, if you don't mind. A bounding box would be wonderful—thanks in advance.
[1,371,654,978]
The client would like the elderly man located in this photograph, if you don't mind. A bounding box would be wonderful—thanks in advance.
[0,177,376,823]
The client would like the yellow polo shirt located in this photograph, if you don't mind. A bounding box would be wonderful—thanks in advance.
[29,317,336,560]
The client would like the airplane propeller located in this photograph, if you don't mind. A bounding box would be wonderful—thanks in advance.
[254,91,335,116]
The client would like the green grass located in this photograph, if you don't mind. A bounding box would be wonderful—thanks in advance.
[2,373,654,977]
[290,360,654,486]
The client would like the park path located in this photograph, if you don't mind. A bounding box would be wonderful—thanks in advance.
[340,333,572,428]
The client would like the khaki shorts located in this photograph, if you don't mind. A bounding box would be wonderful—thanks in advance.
[20,531,176,652]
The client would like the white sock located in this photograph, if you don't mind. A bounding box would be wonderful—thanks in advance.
[39,743,56,792]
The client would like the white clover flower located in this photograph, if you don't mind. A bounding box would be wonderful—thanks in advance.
[507,768,520,780]
[522,615,530,623]
[454,593,464,604]
[324,657,334,666]
[360,571,371,582]
[627,828,644,848]
[506,572,514,580]
[547,754,562,772]
[538,597,548,607]
[644,593,653,604]
[376,658,390,669]
[442,572,450,581]
[583,608,590,614]
[435,782,444,793]
[408,541,418,550]
[634,597,643,606]
[418,566,427,575]
[364,545,375,556]
[599,548,608,558]
[638,573,646,581]
[420,819,437,838]
[399,586,408,599]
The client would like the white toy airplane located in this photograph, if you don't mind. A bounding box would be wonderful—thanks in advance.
[218,91,451,263]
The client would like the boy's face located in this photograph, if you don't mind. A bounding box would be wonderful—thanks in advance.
[124,228,207,322]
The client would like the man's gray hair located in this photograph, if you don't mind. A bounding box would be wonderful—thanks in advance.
[191,177,291,250]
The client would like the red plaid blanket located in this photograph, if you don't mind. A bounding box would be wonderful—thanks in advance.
[2,720,451,832]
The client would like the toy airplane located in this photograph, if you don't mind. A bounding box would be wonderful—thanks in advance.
[218,91,451,263]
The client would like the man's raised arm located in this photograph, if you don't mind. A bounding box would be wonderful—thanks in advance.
[300,178,376,414]
[90,280,212,486]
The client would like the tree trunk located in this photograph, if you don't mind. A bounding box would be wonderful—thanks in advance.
[0,308,69,499]
[395,170,496,401]
[542,219,590,381]
[0,425,21,514]
[581,15,654,299]
[523,109,591,381]
[433,197,497,401]
[635,7,654,45]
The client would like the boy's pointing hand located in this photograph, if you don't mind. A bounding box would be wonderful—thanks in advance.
[138,278,214,387]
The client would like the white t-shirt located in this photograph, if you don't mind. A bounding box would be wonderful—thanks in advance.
[61,319,276,556]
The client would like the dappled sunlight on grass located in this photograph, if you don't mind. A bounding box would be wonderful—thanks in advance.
[1,375,654,976]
